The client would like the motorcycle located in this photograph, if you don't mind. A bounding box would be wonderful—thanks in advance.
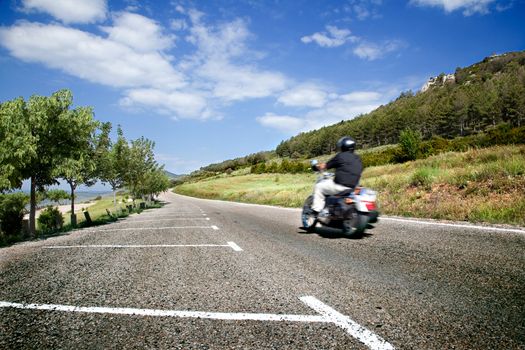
[301,160,379,238]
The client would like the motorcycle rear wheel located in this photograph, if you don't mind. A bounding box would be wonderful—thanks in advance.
[342,212,368,238]
[302,195,317,232]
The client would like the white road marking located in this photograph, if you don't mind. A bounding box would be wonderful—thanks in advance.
[91,226,218,232]
[301,296,395,350]
[129,215,205,220]
[226,241,243,251]
[0,300,324,323]
[382,217,525,235]
[43,243,243,251]
[123,218,211,223]
[0,296,393,349]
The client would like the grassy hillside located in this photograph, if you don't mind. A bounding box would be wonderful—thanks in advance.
[175,145,525,226]
[182,52,525,183]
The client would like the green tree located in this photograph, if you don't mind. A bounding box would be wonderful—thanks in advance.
[123,137,157,201]
[140,168,170,202]
[0,98,33,192]
[97,124,129,209]
[54,108,100,226]
[397,128,422,162]
[45,189,70,205]
[0,90,99,235]
[0,89,99,236]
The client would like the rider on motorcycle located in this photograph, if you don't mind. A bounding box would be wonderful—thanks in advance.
[311,136,363,216]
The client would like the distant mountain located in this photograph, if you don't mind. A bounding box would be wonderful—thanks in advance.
[164,170,185,179]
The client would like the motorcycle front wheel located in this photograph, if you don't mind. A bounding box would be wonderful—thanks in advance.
[301,195,317,232]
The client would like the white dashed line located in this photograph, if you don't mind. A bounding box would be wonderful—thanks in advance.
[226,241,243,251]
[90,226,219,232]
[43,243,243,251]
[125,218,211,223]
[0,296,394,349]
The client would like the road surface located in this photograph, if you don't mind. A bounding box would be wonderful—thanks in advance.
[1,191,524,349]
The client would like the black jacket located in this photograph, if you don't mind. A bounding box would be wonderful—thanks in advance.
[326,151,363,188]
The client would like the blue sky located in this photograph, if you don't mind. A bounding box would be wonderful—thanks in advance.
[1,0,524,179]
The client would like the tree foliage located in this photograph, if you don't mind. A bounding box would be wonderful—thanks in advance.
[45,189,70,205]
[0,89,99,235]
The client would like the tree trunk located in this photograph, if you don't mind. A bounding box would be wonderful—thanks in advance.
[113,187,117,210]
[29,176,36,237]
[70,181,77,227]
[69,182,76,217]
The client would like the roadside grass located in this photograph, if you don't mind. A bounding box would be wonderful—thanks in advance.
[175,145,525,226]
[49,195,165,232]
[176,174,315,208]
[0,195,166,247]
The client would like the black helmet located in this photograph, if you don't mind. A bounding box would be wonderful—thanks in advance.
[336,136,356,152]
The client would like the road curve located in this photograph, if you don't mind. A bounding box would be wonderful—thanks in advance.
[1,191,524,349]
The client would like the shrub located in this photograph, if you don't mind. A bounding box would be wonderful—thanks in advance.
[251,163,266,174]
[430,136,451,153]
[397,129,422,162]
[0,193,29,236]
[37,206,64,232]
[410,167,437,189]
[361,146,398,167]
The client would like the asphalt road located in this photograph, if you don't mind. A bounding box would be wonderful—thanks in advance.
[1,191,524,349]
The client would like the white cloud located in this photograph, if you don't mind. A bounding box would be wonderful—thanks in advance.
[278,84,328,108]
[0,21,184,89]
[186,17,251,61]
[171,19,188,31]
[353,40,405,60]
[101,12,175,52]
[301,25,358,48]
[200,61,287,101]
[302,24,404,61]
[344,0,383,20]
[21,0,107,24]
[340,91,382,102]
[258,89,385,134]
[120,88,209,119]
[186,14,288,101]
[0,7,289,119]
[256,114,305,133]
[410,0,496,15]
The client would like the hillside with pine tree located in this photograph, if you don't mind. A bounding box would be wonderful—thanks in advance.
[276,51,525,158]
